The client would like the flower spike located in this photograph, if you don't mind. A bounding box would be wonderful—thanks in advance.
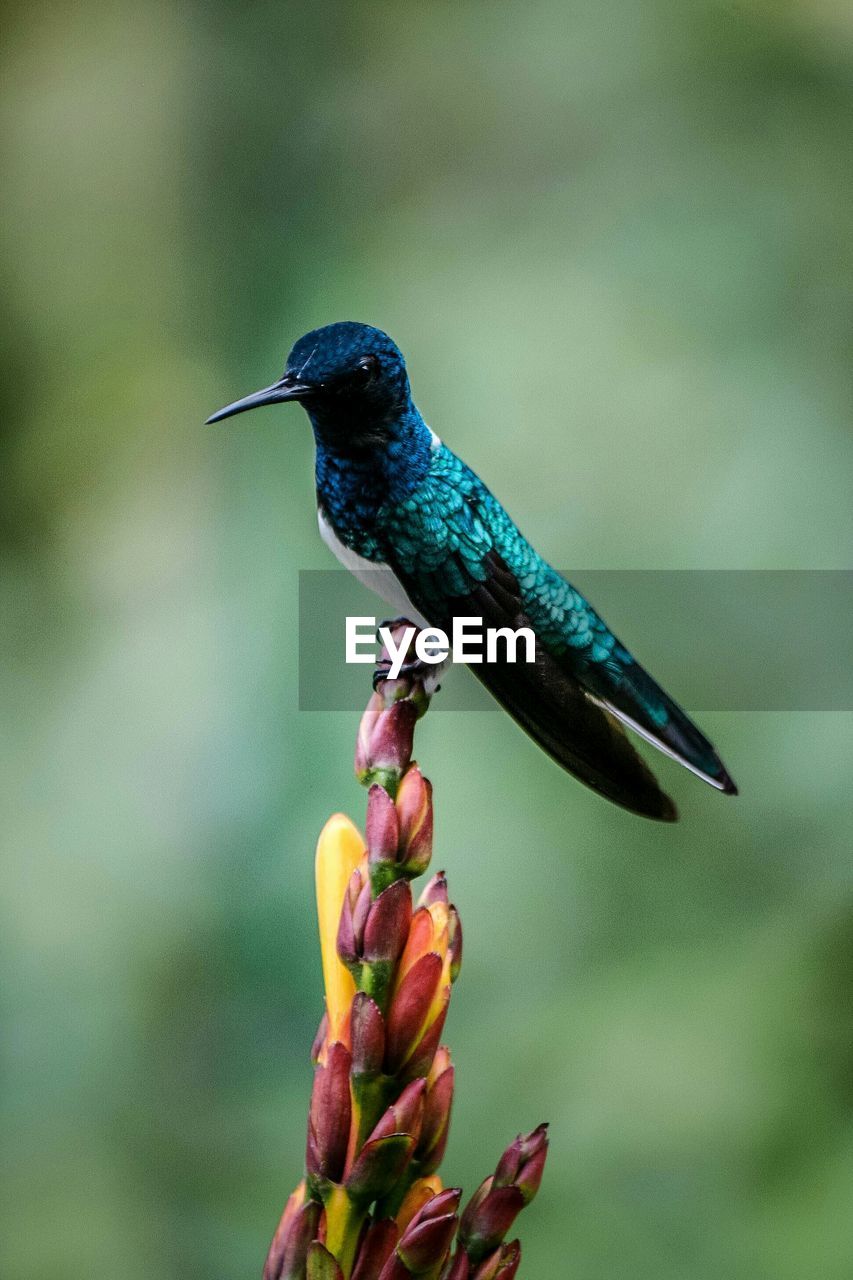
[265,657,548,1278]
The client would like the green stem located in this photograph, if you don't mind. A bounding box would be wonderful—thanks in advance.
[350,1074,391,1152]
[323,1185,365,1279]
[360,957,393,1012]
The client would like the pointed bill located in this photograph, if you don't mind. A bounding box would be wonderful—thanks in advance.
[205,374,314,423]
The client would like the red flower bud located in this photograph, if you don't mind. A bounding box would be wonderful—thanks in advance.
[366,784,400,865]
[306,1041,352,1183]
[458,1178,525,1263]
[393,1189,461,1274]
[346,1134,417,1203]
[418,871,448,909]
[351,1219,399,1280]
[363,880,412,966]
[440,1251,469,1280]
[385,952,444,1073]
[374,699,416,769]
[418,1187,462,1220]
[338,869,412,980]
[369,1078,427,1143]
[396,1212,458,1273]
[356,697,417,793]
[493,1124,548,1205]
[355,692,384,775]
[337,868,369,969]
[395,765,433,875]
[374,1255,410,1280]
[298,668,547,1280]
[350,992,385,1079]
[416,1050,454,1175]
[263,1183,322,1280]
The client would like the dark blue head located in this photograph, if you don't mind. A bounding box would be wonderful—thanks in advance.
[206,322,415,450]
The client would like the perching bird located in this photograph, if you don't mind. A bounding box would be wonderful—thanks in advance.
[207,321,737,821]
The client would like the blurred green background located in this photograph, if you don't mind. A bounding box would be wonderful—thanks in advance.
[2,2,852,1277]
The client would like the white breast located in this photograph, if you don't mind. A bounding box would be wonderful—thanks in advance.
[317,508,429,629]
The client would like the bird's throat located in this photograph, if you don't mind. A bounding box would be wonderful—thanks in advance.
[312,405,434,546]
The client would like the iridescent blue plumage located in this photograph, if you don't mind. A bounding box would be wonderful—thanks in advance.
[207,321,737,819]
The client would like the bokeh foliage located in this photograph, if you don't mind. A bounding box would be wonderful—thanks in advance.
[2,2,852,1277]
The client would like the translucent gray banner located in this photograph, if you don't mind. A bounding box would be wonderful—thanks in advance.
[298,570,853,712]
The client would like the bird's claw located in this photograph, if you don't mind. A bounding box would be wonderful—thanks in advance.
[372,656,428,690]
[372,660,392,691]
[373,617,434,690]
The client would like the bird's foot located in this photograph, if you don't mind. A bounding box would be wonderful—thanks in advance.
[373,617,421,689]
[372,656,432,690]
[372,618,444,699]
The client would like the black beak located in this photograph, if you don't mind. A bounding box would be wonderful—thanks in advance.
[205,374,315,424]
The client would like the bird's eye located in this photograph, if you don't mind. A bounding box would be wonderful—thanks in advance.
[355,355,378,385]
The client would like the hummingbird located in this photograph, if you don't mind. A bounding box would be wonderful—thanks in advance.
[207,321,737,821]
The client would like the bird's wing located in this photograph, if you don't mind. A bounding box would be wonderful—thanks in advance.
[507,537,737,795]
[398,454,735,797]
[380,464,679,820]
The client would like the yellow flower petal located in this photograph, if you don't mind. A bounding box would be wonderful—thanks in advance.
[425,951,452,1034]
[315,813,364,1045]
[428,901,449,954]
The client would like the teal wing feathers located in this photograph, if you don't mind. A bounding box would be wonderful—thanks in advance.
[379,445,736,812]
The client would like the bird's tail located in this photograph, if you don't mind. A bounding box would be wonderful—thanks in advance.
[579,657,738,795]
[472,639,680,821]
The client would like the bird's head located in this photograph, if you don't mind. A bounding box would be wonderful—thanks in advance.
[206,322,412,448]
